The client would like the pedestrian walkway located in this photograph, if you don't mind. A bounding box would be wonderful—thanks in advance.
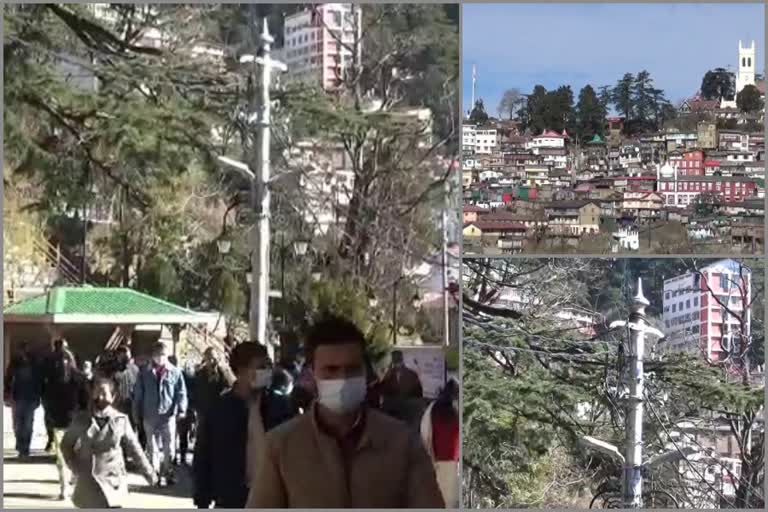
[3,406,193,509]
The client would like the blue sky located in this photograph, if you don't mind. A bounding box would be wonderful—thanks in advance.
[463,3,766,116]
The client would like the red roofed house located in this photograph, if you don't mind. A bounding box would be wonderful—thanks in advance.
[463,205,488,224]
[529,130,566,149]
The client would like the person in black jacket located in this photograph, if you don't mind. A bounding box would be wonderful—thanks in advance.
[262,368,299,431]
[41,349,89,500]
[192,342,298,509]
[4,341,43,458]
[192,348,226,432]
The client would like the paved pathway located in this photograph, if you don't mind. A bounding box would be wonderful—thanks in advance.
[3,405,193,508]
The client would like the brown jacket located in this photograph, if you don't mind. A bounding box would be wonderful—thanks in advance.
[380,367,424,399]
[246,404,445,509]
[60,406,154,508]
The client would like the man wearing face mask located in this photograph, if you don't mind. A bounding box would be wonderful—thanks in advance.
[246,315,444,508]
[193,342,296,508]
[133,342,187,487]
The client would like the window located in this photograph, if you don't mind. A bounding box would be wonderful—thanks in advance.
[686,299,691,309]
[693,296,698,306]
[720,274,731,291]
[672,304,677,313]
[748,57,752,67]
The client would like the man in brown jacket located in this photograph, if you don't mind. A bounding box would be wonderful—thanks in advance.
[246,315,445,509]
[379,350,425,424]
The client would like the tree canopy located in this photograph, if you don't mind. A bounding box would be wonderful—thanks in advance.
[463,258,765,508]
[5,3,459,346]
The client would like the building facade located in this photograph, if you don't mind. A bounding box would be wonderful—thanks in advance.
[282,4,362,90]
[662,259,752,362]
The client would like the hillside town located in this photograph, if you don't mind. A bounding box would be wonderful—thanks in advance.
[463,41,765,254]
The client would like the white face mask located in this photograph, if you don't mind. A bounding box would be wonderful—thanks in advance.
[153,355,168,367]
[316,377,367,414]
[250,369,272,390]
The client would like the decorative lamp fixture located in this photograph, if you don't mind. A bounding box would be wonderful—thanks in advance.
[294,240,309,257]
[217,238,232,255]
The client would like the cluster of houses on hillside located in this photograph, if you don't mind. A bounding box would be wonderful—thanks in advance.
[463,121,765,254]
[464,42,766,254]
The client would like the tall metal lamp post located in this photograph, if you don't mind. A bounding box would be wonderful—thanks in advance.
[216,19,286,359]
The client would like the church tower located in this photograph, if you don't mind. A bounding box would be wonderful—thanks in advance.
[736,39,756,94]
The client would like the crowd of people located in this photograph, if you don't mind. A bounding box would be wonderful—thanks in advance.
[4,315,460,509]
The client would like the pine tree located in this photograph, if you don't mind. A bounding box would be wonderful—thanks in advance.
[611,73,635,127]
[575,84,605,142]
[469,99,490,124]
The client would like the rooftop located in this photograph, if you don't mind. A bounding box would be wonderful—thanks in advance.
[4,286,208,325]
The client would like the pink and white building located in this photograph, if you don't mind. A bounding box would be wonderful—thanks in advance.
[282,4,362,91]
[661,259,752,362]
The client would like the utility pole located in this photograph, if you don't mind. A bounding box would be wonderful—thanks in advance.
[244,19,286,354]
[580,281,677,507]
[441,171,451,348]
[392,279,398,346]
[622,278,658,508]
[81,164,90,284]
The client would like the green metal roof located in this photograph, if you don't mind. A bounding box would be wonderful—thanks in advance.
[4,286,203,324]
[587,134,604,144]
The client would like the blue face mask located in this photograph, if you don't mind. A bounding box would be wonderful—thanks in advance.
[316,377,367,414]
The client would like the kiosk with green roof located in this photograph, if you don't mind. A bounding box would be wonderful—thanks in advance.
[3,286,213,365]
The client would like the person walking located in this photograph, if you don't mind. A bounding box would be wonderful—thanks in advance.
[379,350,424,424]
[193,342,298,508]
[82,360,94,383]
[43,340,75,452]
[246,316,444,508]
[192,348,226,431]
[4,341,43,458]
[41,349,90,500]
[133,342,188,486]
[112,347,138,415]
[419,378,460,508]
[292,360,317,412]
[262,367,299,430]
[176,359,197,466]
[61,377,157,508]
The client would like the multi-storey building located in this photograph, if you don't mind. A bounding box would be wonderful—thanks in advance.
[661,259,752,362]
[282,4,362,90]
[474,129,498,154]
[657,163,758,206]
[527,130,566,149]
[719,130,749,152]
[669,150,705,177]
[462,126,498,155]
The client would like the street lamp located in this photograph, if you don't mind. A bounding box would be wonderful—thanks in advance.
[293,240,309,257]
[213,19,286,356]
[216,236,232,255]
